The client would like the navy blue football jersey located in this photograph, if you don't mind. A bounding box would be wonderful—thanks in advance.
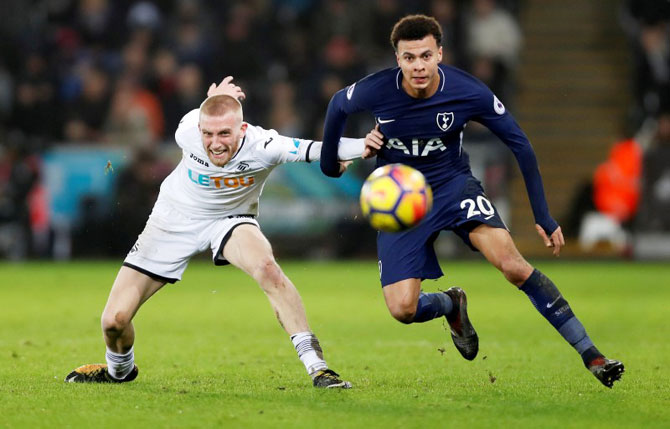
[321,63,558,234]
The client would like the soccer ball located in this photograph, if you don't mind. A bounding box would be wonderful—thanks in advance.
[360,163,432,232]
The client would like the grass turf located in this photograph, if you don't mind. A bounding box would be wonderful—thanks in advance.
[0,260,668,428]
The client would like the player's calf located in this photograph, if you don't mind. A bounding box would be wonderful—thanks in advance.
[520,269,601,362]
[520,268,626,388]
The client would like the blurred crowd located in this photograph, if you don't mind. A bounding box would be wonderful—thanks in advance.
[0,0,522,259]
[567,0,670,254]
[622,0,670,126]
[6,0,669,260]
[0,0,522,148]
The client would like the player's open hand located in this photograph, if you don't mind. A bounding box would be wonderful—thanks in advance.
[535,224,565,257]
[363,124,384,159]
[338,160,353,174]
[207,76,246,101]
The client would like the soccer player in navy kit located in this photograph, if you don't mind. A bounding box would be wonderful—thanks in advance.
[320,14,624,387]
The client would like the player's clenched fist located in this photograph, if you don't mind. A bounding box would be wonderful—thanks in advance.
[207,76,246,101]
[363,124,384,159]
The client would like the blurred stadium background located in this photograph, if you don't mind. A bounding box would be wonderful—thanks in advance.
[1,0,669,262]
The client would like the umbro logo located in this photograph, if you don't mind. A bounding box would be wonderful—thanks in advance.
[237,161,250,172]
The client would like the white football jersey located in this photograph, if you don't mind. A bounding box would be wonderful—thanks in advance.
[156,109,363,219]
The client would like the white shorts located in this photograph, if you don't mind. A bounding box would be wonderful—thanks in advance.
[123,199,259,283]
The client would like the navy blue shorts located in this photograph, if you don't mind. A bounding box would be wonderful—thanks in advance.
[377,174,507,286]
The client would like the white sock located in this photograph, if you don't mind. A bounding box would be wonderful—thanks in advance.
[106,346,134,380]
[290,332,328,376]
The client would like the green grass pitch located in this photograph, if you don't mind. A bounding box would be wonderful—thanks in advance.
[0,260,668,428]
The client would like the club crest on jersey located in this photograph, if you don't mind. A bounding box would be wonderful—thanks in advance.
[436,112,454,131]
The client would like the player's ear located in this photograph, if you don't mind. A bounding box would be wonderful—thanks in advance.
[437,46,443,63]
[240,122,248,136]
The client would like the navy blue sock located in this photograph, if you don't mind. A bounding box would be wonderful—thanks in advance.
[520,269,602,366]
[412,292,453,323]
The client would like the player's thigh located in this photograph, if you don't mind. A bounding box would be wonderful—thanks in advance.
[103,266,166,325]
[382,277,422,311]
[377,227,443,286]
[125,200,205,283]
[222,224,274,275]
[469,224,532,277]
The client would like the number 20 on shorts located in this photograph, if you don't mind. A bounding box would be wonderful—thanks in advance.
[460,195,494,219]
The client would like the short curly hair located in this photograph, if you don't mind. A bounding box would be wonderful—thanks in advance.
[390,14,442,51]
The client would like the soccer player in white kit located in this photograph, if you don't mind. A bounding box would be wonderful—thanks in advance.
[65,78,360,388]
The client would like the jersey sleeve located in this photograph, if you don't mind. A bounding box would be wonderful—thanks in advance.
[174,109,201,150]
[473,87,559,234]
[320,78,372,177]
[303,138,364,162]
[255,124,364,166]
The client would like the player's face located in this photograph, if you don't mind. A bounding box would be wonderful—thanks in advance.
[395,35,443,98]
[199,112,247,167]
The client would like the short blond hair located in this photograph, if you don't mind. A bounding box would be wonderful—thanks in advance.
[199,94,243,121]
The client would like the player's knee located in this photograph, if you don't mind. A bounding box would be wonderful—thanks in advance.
[500,257,532,286]
[101,310,132,336]
[387,301,417,324]
[252,258,284,289]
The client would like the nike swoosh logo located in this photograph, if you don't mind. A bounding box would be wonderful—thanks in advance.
[263,137,273,148]
[546,295,562,309]
[377,118,395,124]
[484,214,494,220]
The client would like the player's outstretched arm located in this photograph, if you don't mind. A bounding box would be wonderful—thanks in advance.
[473,88,559,242]
[256,130,364,168]
[535,224,565,257]
[320,90,350,177]
[206,76,246,101]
